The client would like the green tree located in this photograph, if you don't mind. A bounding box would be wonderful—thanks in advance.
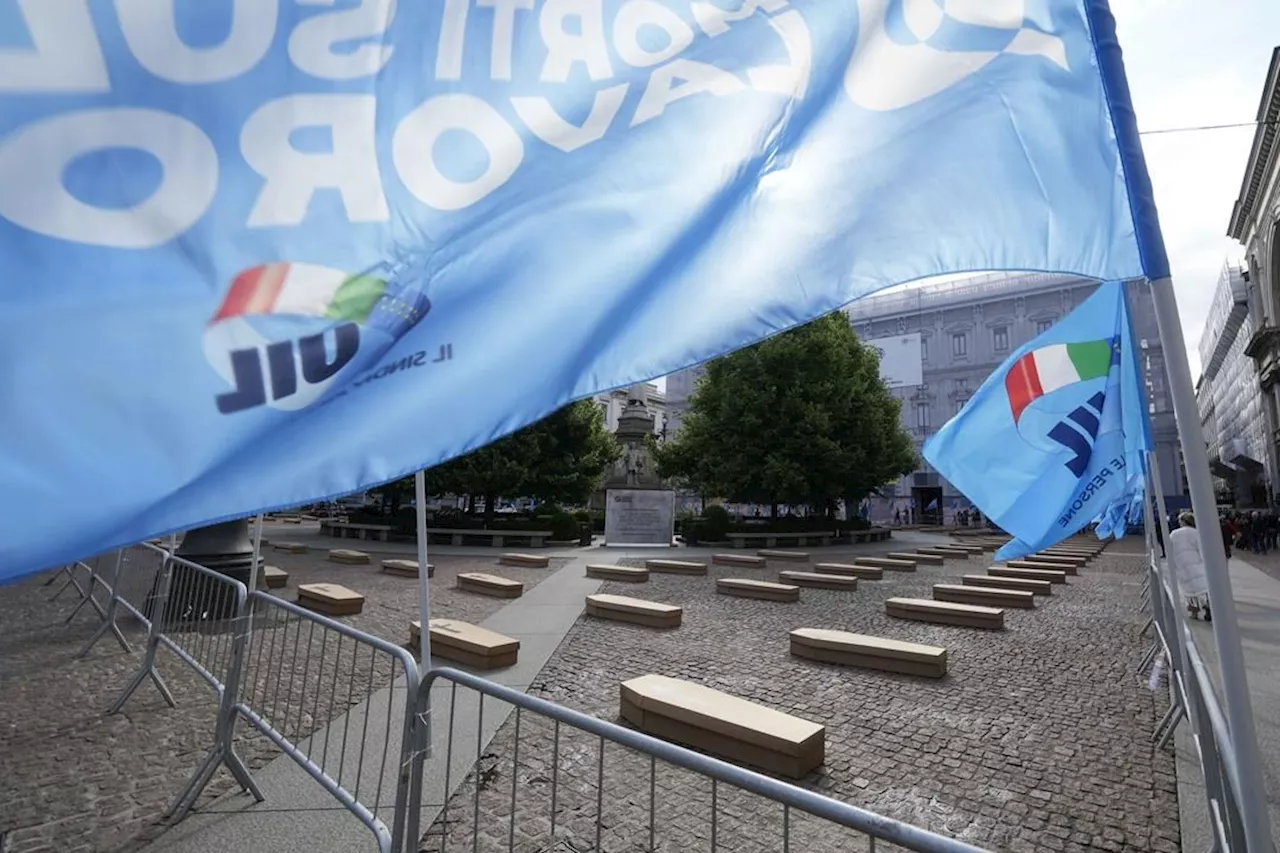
[521,398,621,506]
[656,312,916,517]
[426,399,619,525]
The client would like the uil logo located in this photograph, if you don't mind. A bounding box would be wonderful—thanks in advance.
[845,0,1070,111]
[1005,338,1121,478]
[204,263,431,415]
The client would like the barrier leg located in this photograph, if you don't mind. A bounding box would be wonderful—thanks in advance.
[165,745,224,820]
[47,563,88,602]
[167,572,262,821]
[1152,697,1182,745]
[108,559,177,713]
[65,581,108,623]
[225,744,264,802]
[1156,705,1186,750]
[64,559,109,623]
[1137,642,1159,673]
[77,551,133,658]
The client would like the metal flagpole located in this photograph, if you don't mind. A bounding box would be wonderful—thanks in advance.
[1147,454,1192,722]
[414,470,432,670]
[398,472,435,853]
[1147,275,1275,852]
[248,514,263,597]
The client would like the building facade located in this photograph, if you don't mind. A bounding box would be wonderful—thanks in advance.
[593,382,667,437]
[843,273,1182,524]
[1196,265,1274,505]
[1228,47,1280,505]
[663,365,703,437]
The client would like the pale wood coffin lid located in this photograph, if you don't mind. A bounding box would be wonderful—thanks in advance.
[887,597,1003,616]
[934,584,1034,600]
[717,579,799,592]
[588,594,680,614]
[413,619,520,655]
[458,573,521,587]
[298,583,362,602]
[383,559,423,569]
[621,674,822,756]
[790,628,945,662]
[779,571,854,582]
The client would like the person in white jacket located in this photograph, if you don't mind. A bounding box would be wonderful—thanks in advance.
[1168,512,1212,621]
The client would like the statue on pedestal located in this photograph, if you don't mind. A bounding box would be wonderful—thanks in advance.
[597,384,665,497]
[599,384,676,546]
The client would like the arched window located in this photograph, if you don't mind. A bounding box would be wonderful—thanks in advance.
[1248,253,1263,324]
[1269,219,1280,325]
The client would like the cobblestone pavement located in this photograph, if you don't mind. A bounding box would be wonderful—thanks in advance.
[422,542,1180,853]
[0,546,564,853]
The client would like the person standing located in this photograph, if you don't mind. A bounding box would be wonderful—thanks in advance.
[1220,513,1234,560]
[1169,512,1211,621]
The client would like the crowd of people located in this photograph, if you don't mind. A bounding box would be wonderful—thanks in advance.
[1216,510,1280,557]
[891,507,984,526]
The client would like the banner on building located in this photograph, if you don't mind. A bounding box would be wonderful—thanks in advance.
[867,334,924,389]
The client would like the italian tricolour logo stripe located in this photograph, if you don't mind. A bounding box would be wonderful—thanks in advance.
[212,263,388,326]
[1005,340,1114,423]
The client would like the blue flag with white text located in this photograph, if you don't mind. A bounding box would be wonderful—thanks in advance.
[923,282,1152,560]
[0,1,1168,577]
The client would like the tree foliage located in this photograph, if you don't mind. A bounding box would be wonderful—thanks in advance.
[423,399,620,524]
[655,312,916,515]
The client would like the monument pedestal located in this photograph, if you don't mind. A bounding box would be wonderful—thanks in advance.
[150,519,262,624]
[604,488,676,547]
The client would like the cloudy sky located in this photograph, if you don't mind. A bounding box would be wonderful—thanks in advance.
[1112,0,1279,376]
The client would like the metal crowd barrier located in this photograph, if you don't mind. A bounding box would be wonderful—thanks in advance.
[1138,553,1249,849]
[406,667,990,853]
[76,544,175,658]
[80,543,420,849]
[228,591,421,853]
[108,546,261,818]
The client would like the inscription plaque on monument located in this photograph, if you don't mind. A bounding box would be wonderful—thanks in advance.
[605,489,675,547]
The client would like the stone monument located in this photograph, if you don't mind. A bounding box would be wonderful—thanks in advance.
[606,384,665,489]
[601,384,675,546]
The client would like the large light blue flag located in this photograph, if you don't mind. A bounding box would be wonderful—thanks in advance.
[923,282,1152,560]
[0,1,1168,577]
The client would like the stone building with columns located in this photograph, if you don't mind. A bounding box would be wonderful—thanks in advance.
[1227,46,1280,504]
[1196,265,1274,505]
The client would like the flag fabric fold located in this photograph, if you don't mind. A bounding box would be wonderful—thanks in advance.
[1,1,1167,577]
[923,282,1152,561]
